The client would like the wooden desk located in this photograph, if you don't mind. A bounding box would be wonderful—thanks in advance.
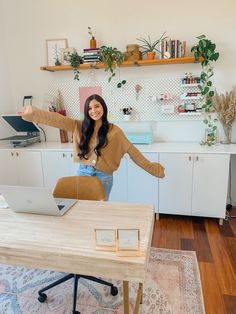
[0,200,154,314]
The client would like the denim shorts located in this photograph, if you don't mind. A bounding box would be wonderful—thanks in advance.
[76,164,113,199]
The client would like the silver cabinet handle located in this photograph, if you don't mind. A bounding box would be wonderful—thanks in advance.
[189,155,191,161]
[16,152,19,157]
[11,152,14,156]
[71,153,73,158]
[62,153,66,158]
[196,155,199,161]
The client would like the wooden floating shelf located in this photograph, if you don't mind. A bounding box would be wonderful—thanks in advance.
[40,56,202,72]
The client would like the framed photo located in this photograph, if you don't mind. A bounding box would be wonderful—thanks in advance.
[46,38,68,66]
[61,47,75,65]
[94,229,117,251]
[117,229,140,251]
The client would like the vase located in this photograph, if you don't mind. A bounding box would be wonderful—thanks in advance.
[221,124,232,144]
[205,127,217,145]
[124,115,130,121]
[90,36,97,49]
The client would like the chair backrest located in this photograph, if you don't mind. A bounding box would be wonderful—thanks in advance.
[52,176,107,201]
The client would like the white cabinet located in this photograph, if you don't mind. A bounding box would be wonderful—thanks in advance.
[41,151,78,189]
[127,153,159,210]
[159,153,230,218]
[109,153,159,211]
[109,157,127,202]
[0,150,44,186]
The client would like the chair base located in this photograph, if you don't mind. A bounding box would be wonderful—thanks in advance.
[38,273,118,314]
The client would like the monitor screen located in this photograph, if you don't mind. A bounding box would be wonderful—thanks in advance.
[1,115,40,132]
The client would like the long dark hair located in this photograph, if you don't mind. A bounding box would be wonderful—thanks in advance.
[78,94,110,159]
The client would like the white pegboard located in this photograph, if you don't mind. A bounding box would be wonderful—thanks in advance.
[45,72,203,122]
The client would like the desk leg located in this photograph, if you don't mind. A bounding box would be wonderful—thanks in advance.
[134,283,143,314]
[123,280,129,314]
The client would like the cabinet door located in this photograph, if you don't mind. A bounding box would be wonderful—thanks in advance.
[127,153,158,211]
[68,152,80,175]
[16,151,44,187]
[0,151,18,184]
[109,156,128,202]
[41,151,70,189]
[192,154,230,218]
[159,153,193,215]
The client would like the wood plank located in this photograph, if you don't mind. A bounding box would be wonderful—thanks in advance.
[199,261,226,314]
[205,220,236,295]
[223,294,236,314]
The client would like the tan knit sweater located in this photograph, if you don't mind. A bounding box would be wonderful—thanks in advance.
[22,106,165,177]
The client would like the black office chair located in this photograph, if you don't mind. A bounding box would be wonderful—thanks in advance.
[37,176,118,314]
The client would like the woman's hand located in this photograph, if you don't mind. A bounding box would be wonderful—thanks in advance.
[17,105,33,116]
[152,162,165,178]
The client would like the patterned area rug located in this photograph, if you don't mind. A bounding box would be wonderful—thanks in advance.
[0,248,205,314]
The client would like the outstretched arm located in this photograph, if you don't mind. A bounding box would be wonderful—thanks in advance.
[127,144,165,178]
[17,106,78,132]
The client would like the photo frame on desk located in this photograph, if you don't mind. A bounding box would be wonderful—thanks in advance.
[94,229,117,251]
[117,229,140,251]
[46,38,68,66]
[61,47,75,65]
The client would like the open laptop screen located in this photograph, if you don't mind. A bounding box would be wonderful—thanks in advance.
[2,115,40,132]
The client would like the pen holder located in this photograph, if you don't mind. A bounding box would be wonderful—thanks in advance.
[58,110,68,143]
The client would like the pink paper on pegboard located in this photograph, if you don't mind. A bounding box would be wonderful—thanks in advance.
[79,86,102,113]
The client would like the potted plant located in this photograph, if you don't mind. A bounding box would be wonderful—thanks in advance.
[68,51,83,81]
[191,34,219,146]
[100,45,126,88]
[137,32,167,60]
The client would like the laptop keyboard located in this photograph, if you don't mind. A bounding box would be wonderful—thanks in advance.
[57,205,65,211]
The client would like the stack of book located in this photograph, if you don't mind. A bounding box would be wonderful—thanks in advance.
[158,39,186,59]
[82,48,100,63]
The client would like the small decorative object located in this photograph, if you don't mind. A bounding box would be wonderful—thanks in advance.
[161,104,175,114]
[88,26,97,49]
[100,45,126,88]
[201,114,218,146]
[94,229,117,251]
[46,38,68,66]
[135,84,142,100]
[213,87,236,144]
[137,32,167,60]
[69,51,83,81]
[122,107,133,121]
[117,229,140,251]
[191,34,219,145]
[48,90,68,143]
[124,44,142,61]
[61,48,75,65]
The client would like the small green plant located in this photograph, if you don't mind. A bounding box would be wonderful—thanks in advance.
[100,46,126,88]
[69,51,82,81]
[136,32,167,54]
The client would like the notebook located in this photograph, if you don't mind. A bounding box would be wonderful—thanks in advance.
[0,185,77,216]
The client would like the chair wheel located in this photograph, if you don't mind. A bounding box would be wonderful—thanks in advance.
[72,311,80,314]
[111,286,118,296]
[38,293,47,303]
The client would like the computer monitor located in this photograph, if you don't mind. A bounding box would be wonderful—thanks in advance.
[1,114,40,133]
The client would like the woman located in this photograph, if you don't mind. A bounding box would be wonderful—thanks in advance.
[18,94,165,198]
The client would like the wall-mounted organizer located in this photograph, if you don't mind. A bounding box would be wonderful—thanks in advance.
[45,74,203,122]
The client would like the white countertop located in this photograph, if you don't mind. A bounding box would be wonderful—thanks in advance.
[0,141,236,154]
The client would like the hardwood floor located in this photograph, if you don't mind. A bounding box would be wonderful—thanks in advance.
[152,209,236,314]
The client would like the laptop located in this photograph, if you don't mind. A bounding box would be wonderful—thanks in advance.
[0,185,77,216]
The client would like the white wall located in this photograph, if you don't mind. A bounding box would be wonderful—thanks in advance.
[1,0,236,202]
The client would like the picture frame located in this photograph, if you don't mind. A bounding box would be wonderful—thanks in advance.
[46,38,68,66]
[117,229,140,251]
[61,47,75,65]
[94,229,117,251]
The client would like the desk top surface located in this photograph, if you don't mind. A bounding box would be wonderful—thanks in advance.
[0,200,154,282]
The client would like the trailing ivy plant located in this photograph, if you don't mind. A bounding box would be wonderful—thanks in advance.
[100,46,126,88]
[69,51,82,81]
[191,35,219,112]
[191,35,219,146]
